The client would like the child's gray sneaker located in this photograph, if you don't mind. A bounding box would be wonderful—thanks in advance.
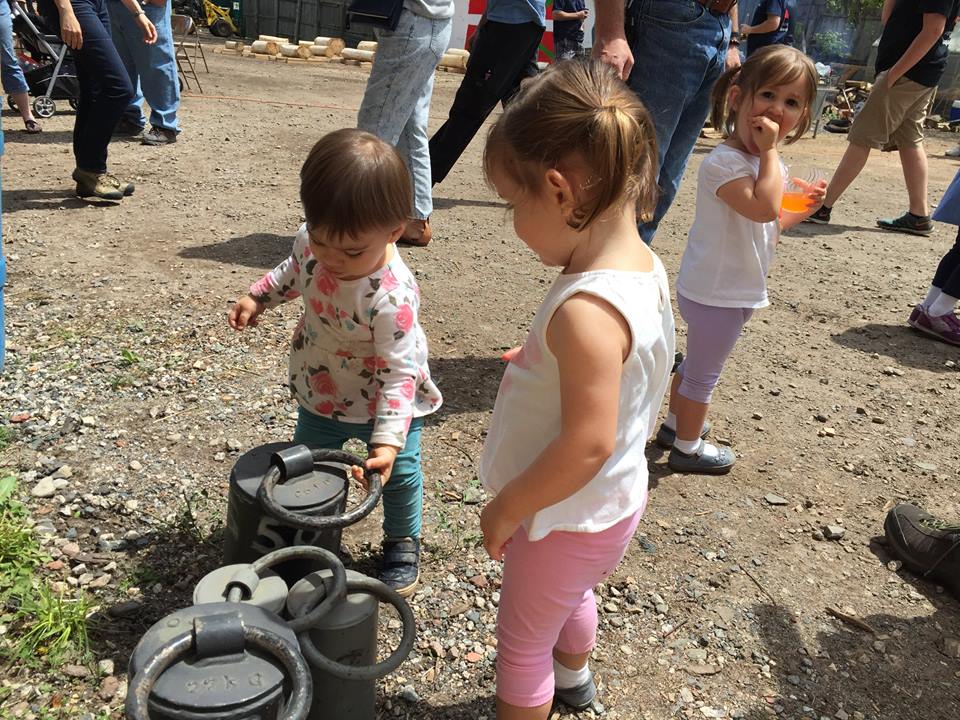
[555,673,598,711]
[668,441,735,475]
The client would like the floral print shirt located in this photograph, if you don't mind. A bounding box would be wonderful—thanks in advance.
[250,225,442,448]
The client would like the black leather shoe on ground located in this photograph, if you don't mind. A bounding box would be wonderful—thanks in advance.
[555,674,599,712]
[668,441,735,475]
[654,421,712,450]
[884,504,960,599]
[380,536,420,598]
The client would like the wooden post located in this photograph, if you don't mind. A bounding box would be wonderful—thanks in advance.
[251,39,280,55]
[341,48,376,62]
[280,43,312,59]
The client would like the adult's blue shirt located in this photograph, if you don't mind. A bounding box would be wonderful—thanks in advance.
[746,0,796,55]
[486,0,546,27]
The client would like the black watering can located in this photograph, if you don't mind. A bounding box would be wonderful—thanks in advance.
[222,444,382,584]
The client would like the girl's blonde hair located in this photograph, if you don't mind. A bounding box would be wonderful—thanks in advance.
[711,45,819,144]
[483,58,658,229]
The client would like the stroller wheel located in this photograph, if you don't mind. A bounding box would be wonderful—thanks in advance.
[7,96,18,112]
[33,96,56,119]
[69,98,79,111]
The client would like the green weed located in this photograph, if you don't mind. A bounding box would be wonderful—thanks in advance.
[0,427,13,452]
[120,348,142,366]
[10,583,93,666]
[0,476,48,598]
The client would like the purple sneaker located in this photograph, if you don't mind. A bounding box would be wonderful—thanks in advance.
[908,304,960,346]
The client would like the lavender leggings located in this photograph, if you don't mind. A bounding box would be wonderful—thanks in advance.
[676,294,754,404]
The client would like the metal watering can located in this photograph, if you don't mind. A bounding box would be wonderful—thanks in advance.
[222,445,382,584]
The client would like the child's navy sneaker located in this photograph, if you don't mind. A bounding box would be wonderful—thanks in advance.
[380,536,420,598]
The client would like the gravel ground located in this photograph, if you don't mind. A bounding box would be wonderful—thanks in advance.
[1,37,960,720]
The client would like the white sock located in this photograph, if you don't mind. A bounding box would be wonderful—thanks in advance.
[929,291,959,318]
[664,412,677,431]
[554,659,591,689]
[922,285,943,311]
[674,438,719,459]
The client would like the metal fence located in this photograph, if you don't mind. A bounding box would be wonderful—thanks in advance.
[242,0,374,46]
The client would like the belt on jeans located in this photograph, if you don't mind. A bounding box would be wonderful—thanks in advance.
[695,0,737,15]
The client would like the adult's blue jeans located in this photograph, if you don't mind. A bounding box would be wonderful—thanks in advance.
[0,0,29,95]
[626,0,730,245]
[39,0,134,173]
[294,407,426,540]
[108,0,179,132]
[357,10,451,221]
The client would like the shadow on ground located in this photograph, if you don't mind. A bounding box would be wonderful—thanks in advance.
[179,232,293,269]
[1,130,73,144]
[429,356,503,417]
[749,545,960,720]
[1,188,113,212]
[831,322,959,373]
[87,519,224,673]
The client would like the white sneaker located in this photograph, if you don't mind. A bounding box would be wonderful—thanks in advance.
[946,145,960,158]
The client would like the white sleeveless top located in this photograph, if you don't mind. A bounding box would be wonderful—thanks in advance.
[480,255,676,541]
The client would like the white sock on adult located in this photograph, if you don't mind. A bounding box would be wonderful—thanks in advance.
[554,659,591,689]
[929,291,959,318]
[664,412,678,431]
[673,437,719,459]
[922,285,943,311]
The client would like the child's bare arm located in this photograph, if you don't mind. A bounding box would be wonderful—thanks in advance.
[480,293,629,559]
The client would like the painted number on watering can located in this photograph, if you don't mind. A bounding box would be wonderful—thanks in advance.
[251,518,322,555]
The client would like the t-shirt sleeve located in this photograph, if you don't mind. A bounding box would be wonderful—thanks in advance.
[700,151,757,198]
[553,0,572,12]
[249,228,306,309]
[367,287,422,448]
[919,0,952,16]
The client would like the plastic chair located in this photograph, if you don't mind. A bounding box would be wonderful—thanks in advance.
[171,13,206,92]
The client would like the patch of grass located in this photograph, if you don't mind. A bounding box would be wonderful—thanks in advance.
[108,373,134,391]
[9,583,93,666]
[0,476,91,668]
[0,427,14,452]
[0,476,48,598]
[120,348,142,366]
[165,489,222,544]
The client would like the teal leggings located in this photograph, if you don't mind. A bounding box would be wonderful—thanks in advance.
[294,407,424,539]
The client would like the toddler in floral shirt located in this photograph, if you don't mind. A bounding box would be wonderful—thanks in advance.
[228,129,442,596]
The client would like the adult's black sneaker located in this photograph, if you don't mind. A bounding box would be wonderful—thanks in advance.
[884,504,960,600]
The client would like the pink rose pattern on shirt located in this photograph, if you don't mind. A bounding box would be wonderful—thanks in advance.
[250,225,442,448]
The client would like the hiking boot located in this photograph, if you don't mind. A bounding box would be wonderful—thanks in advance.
[884,504,960,599]
[555,673,599,711]
[907,304,960,346]
[73,169,134,198]
[876,212,933,236]
[668,441,736,475]
[142,126,178,146]
[804,205,831,224]
[112,118,145,137]
[654,420,712,450]
[379,536,420,597]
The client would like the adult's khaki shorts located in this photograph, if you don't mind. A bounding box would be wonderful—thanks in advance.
[847,71,936,150]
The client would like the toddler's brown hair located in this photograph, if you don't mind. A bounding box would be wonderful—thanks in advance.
[300,128,412,241]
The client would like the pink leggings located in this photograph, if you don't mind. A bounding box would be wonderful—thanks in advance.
[495,510,642,707]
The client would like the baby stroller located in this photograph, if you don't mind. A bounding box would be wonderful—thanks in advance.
[9,0,79,118]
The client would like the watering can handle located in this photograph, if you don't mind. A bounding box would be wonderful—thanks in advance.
[257,447,382,531]
[249,545,349,633]
[125,620,313,720]
[293,576,417,682]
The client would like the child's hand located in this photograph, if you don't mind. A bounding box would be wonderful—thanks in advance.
[228,295,265,331]
[356,445,399,487]
[480,497,520,561]
[750,116,780,151]
[500,346,522,362]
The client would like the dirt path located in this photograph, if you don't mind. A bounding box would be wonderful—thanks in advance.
[1,45,959,720]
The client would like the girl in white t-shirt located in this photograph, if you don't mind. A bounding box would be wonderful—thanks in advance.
[657,45,824,475]
[479,60,674,719]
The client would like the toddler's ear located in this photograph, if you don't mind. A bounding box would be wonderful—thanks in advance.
[545,168,578,217]
[386,224,405,245]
